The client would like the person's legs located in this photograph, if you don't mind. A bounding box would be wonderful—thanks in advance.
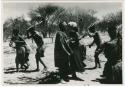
[72,72,77,78]
[24,45,30,60]
[15,56,19,72]
[35,53,40,71]
[59,68,69,82]
[94,47,101,68]
[39,58,47,69]
[59,68,63,79]
[94,53,101,68]
[101,61,108,77]
[37,46,47,69]
[25,53,29,68]
[59,71,67,83]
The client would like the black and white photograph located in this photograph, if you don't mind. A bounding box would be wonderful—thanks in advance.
[2,0,123,85]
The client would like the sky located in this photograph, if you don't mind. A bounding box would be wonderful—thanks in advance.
[3,2,122,22]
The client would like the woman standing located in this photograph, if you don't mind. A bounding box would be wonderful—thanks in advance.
[68,22,85,79]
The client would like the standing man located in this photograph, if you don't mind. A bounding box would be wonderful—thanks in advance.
[27,26,47,71]
[88,23,102,68]
[54,22,72,82]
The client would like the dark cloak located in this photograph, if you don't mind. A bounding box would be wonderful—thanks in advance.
[69,31,85,72]
[54,31,72,69]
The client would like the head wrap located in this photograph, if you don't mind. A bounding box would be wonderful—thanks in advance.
[68,22,78,32]
[68,21,77,28]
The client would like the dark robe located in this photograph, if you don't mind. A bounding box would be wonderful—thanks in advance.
[103,38,122,83]
[54,31,72,70]
[69,31,85,72]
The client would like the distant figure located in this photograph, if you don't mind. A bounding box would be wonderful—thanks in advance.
[9,29,30,71]
[68,22,85,79]
[88,24,101,68]
[27,27,47,71]
[54,22,72,82]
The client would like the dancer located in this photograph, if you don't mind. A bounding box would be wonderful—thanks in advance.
[88,23,102,68]
[27,27,47,71]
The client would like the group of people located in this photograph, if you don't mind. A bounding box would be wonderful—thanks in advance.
[9,26,47,71]
[54,21,122,83]
[54,22,86,82]
[88,21,122,84]
[9,20,122,84]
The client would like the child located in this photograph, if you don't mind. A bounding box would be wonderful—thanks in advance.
[9,29,30,69]
[88,24,102,68]
[27,26,47,71]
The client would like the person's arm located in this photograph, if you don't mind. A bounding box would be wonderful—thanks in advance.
[87,30,93,37]
[15,36,26,44]
[89,33,98,48]
[78,34,87,40]
[89,35,95,48]
[62,41,71,55]
[64,38,73,55]
[59,34,71,56]
[66,38,73,44]
[89,40,94,47]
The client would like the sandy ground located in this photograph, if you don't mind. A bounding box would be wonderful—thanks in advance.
[3,34,110,85]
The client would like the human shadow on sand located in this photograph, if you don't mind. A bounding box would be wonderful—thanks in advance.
[91,78,114,84]
[68,76,84,81]
[4,68,39,74]
[18,76,40,84]
[84,67,97,70]
[38,77,84,84]
[4,68,17,74]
